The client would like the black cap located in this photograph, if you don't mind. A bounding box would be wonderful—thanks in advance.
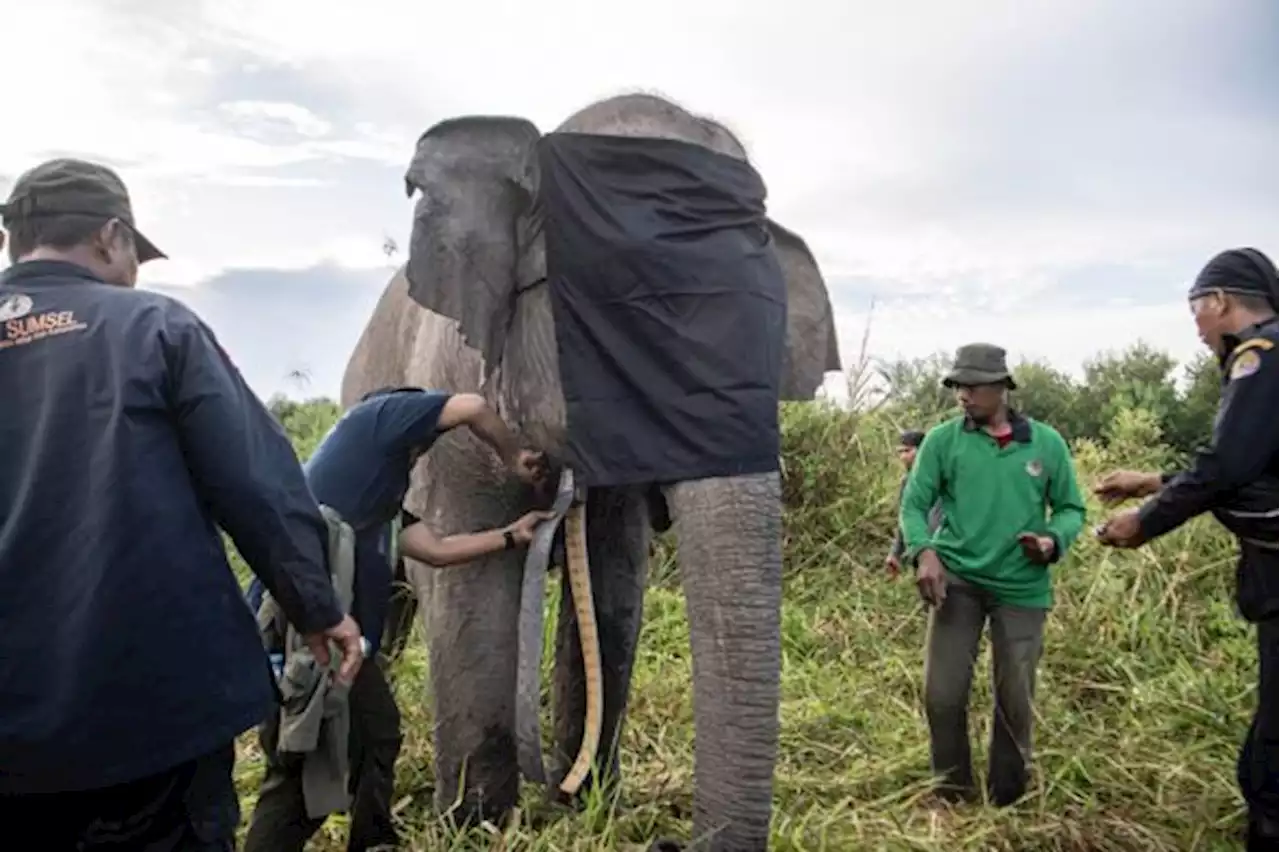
[1188,247,1278,313]
[899,429,926,448]
[0,158,165,263]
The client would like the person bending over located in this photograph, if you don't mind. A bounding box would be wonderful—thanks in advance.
[243,386,550,852]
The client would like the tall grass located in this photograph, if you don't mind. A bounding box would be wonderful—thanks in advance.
[229,400,1253,851]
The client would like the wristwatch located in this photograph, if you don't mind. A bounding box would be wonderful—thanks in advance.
[503,529,516,550]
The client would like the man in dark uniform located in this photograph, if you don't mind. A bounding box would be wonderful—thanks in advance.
[0,158,364,850]
[1096,247,1278,851]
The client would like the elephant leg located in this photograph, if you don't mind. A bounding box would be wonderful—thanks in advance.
[408,451,528,829]
[666,472,783,852]
[550,485,651,800]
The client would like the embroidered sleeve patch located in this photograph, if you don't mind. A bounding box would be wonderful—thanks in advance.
[1229,349,1262,380]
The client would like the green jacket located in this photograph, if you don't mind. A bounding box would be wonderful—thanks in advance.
[899,412,1086,609]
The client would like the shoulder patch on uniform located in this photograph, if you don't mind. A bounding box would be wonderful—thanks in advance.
[1229,349,1262,380]
[1231,337,1276,358]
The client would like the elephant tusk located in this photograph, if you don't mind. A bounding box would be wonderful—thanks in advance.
[558,498,603,797]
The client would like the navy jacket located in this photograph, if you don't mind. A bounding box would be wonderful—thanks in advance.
[0,260,343,794]
[1139,319,1278,622]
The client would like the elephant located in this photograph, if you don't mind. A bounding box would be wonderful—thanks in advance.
[340,93,842,851]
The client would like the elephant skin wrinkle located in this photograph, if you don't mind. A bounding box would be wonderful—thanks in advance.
[668,472,783,851]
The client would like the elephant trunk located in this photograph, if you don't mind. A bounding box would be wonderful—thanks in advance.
[668,472,784,851]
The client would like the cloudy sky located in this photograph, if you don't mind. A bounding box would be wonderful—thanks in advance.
[2,0,1275,402]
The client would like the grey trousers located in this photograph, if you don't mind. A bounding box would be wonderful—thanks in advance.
[923,572,1047,806]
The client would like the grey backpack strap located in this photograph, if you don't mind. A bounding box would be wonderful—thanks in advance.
[320,504,358,614]
[276,506,357,755]
[280,505,357,664]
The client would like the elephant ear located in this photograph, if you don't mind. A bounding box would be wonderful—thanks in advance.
[768,219,842,399]
[402,116,543,379]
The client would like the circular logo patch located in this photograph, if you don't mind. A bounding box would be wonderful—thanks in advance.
[0,293,33,322]
[1025,459,1043,477]
[1229,349,1262,380]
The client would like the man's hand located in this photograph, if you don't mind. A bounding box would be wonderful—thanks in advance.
[1094,470,1163,505]
[304,614,365,686]
[509,448,549,490]
[505,509,556,545]
[885,554,901,578]
[1096,508,1147,549]
[1017,532,1056,565]
[440,394,546,488]
[916,549,947,607]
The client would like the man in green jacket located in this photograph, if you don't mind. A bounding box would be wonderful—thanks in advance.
[899,343,1086,806]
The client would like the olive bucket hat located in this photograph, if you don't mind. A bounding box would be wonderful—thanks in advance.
[942,342,1017,390]
[0,158,166,263]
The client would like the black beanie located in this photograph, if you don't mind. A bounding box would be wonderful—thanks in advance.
[1188,247,1278,313]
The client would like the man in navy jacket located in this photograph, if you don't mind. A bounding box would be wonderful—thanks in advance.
[0,158,363,850]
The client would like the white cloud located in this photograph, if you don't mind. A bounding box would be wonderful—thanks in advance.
[819,299,1205,409]
[1,0,1273,399]
[194,175,333,189]
[188,0,1276,279]
[138,257,220,290]
[217,100,334,138]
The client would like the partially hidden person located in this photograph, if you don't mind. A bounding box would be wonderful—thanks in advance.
[899,343,1086,806]
[1095,247,1278,851]
[0,157,363,851]
[242,385,551,852]
[886,428,944,577]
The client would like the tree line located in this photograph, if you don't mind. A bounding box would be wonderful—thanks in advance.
[870,341,1221,463]
[265,341,1222,468]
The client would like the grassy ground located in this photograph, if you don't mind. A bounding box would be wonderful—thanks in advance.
[230,403,1256,850]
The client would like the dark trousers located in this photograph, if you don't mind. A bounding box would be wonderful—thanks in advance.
[0,742,239,851]
[243,658,403,852]
[1242,617,1278,850]
[923,573,1047,806]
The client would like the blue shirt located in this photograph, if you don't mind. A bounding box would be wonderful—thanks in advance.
[249,389,452,652]
[0,261,343,794]
[305,390,452,531]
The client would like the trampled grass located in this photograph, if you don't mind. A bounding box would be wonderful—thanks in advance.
[230,402,1256,851]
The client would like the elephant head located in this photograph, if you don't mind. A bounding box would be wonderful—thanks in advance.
[342,94,841,851]
[374,97,839,442]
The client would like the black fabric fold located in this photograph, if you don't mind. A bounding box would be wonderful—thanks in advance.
[538,132,786,488]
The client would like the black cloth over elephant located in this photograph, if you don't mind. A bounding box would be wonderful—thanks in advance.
[537,132,787,488]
